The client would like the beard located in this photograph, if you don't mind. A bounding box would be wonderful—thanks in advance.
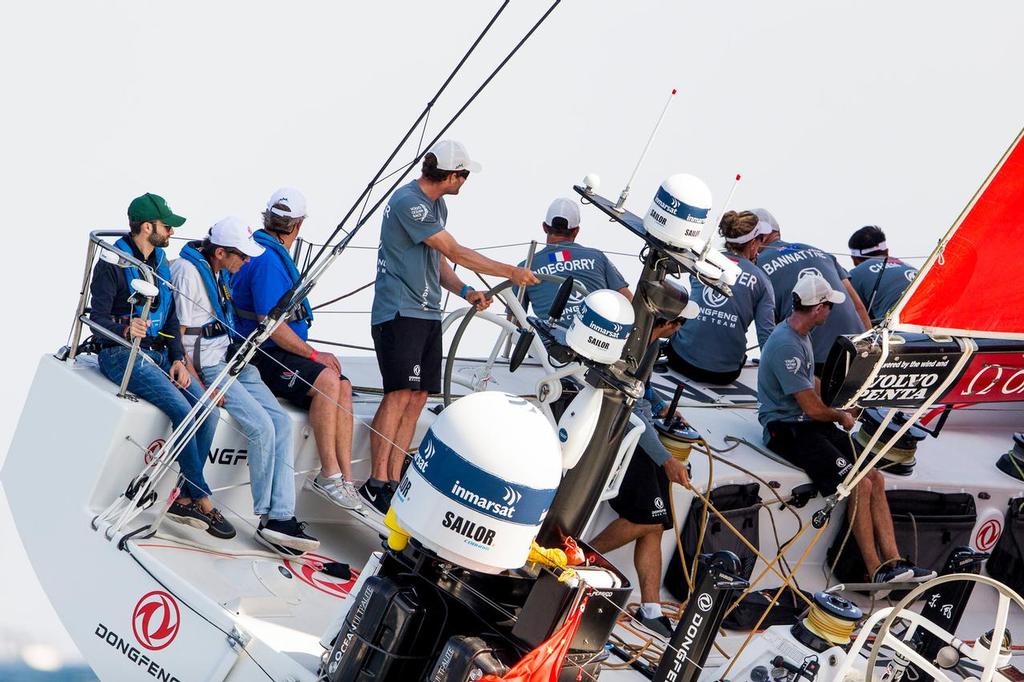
[148,231,171,248]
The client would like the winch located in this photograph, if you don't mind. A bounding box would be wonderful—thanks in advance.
[854,408,927,476]
[996,432,1024,481]
[655,417,701,463]
[791,592,863,652]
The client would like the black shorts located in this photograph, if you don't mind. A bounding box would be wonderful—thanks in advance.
[254,346,347,408]
[609,447,673,529]
[765,420,861,496]
[371,314,442,394]
[666,345,742,386]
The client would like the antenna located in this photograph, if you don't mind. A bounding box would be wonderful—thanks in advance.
[700,173,742,258]
[613,88,677,213]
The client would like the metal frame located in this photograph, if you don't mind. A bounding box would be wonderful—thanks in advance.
[65,230,159,397]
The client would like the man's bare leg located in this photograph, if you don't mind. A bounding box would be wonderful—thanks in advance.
[387,390,428,482]
[369,390,412,481]
[867,469,901,563]
[334,378,355,480]
[590,518,651,554]
[634,528,666,605]
[849,477,882,576]
[308,371,341,477]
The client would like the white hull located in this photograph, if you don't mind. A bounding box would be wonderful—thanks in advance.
[5,352,1024,679]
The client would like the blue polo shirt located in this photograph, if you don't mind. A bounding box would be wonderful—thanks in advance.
[517,241,628,328]
[848,257,917,320]
[670,254,775,373]
[758,240,864,365]
[231,232,310,346]
[758,321,815,440]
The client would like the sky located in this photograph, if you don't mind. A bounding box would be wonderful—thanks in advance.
[2,0,1024,665]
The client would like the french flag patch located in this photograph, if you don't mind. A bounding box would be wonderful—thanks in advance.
[549,250,572,264]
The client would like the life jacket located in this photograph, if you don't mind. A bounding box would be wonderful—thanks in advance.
[112,236,172,339]
[234,229,313,326]
[178,240,236,368]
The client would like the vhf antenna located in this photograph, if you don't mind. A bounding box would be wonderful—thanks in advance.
[613,88,677,213]
[700,173,742,258]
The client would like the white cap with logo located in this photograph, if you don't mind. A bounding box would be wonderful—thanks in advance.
[208,216,265,258]
[429,140,482,173]
[793,273,846,306]
[267,187,307,219]
[544,197,581,229]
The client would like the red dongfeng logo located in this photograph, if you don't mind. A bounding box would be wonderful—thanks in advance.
[284,553,359,599]
[132,591,180,651]
[144,439,165,466]
[975,518,1002,552]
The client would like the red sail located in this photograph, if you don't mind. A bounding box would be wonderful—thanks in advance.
[890,127,1024,340]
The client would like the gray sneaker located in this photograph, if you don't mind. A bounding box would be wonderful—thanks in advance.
[309,474,364,511]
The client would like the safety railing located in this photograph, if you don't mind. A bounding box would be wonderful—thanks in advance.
[64,230,159,397]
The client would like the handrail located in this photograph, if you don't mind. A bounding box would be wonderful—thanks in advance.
[67,231,158,397]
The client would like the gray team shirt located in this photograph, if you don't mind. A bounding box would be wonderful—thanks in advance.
[757,240,864,365]
[518,242,628,327]
[758,321,815,438]
[371,180,448,325]
[848,257,917,321]
[670,254,776,372]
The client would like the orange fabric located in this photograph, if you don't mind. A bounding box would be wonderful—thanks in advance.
[480,596,588,682]
[893,128,1024,339]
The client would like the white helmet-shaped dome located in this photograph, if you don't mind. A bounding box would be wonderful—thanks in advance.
[643,173,713,252]
[391,392,562,574]
[565,289,635,364]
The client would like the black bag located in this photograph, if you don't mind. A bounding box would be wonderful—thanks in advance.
[827,490,977,582]
[986,498,1024,593]
[664,483,761,602]
[722,587,812,631]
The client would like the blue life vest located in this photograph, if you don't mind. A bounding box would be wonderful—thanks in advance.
[112,236,172,338]
[178,241,236,338]
[238,230,313,325]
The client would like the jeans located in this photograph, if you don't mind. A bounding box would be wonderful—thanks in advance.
[98,345,218,500]
[202,363,295,520]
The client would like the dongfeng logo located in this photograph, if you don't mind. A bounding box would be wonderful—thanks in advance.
[702,286,728,309]
[696,593,714,612]
[132,591,180,651]
[798,267,823,281]
[905,269,916,283]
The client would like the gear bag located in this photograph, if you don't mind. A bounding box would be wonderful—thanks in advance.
[986,497,1024,594]
[664,483,761,602]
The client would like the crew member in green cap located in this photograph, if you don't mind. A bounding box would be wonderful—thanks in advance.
[89,193,235,540]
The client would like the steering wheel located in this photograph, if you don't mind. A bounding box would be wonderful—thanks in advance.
[837,573,1024,682]
[440,275,590,417]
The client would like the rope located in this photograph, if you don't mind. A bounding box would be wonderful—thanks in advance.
[804,604,857,645]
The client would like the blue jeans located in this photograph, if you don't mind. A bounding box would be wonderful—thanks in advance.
[98,345,218,500]
[202,363,295,520]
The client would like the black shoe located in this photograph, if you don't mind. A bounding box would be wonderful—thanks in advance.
[258,517,320,553]
[204,507,236,539]
[255,533,306,557]
[166,501,236,539]
[630,607,673,638]
[357,482,391,518]
[872,562,915,597]
[892,560,937,581]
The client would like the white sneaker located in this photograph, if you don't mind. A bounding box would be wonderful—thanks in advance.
[308,475,364,511]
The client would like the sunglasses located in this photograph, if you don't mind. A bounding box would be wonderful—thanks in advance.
[224,247,249,260]
[455,170,470,179]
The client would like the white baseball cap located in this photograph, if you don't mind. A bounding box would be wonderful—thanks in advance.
[750,208,780,233]
[428,140,482,173]
[793,273,846,306]
[208,216,265,258]
[266,187,307,219]
[544,197,581,230]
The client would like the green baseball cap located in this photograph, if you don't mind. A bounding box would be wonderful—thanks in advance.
[127,193,186,228]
